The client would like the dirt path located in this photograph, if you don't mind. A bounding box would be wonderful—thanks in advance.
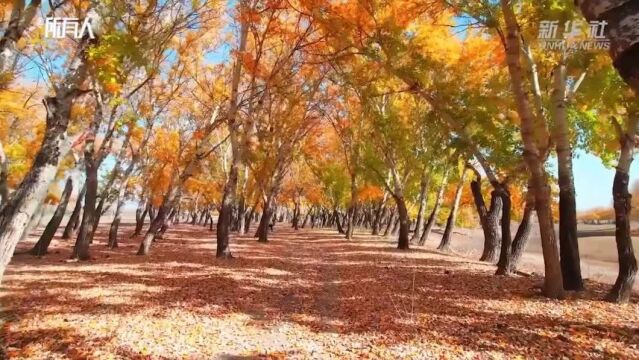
[1,224,638,359]
[425,224,639,289]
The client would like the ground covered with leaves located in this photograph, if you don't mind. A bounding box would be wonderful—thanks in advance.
[1,225,638,359]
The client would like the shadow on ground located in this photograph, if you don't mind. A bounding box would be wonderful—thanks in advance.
[1,222,638,359]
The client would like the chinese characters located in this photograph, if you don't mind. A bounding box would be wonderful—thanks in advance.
[538,19,609,51]
[44,17,95,39]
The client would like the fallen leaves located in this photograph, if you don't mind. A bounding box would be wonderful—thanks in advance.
[1,224,638,359]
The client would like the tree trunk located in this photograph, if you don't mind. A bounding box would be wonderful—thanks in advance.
[437,170,467,252]
[495,188,513,275]
[72,119,100,261]
[0,87,83,282]
[62,182,86,239]
[131,203,148,237]
[204,211,210,227]
[238,201,247,234]
[108,213,120,249]
[508,191,534,272]
[301,206,311,228]
[345,175,357,239]
[606,116,638,303]
[108,185,128,249]
[0,142,9,206]
[215,5,249,258]
[371,193,388,235]
[90,197,106,242]
[390,215,400,235]
[411,170,430,242]
[577,0,639,95]
[148,206,155,223]
[29,178,73,256]
[137,206,167,256]
[382,208,395,237]
[197,209,205,226]
[419,170,448,246]
[395,195,410,250]
[216,161,238,258]
[157,207,175,239]
[469,171,502,262]
[244,206,255,233]
[292,199,300,230]
[551,62,583,291]
[257,201,272,243]
[501,0,564,298]
[0,0,42,76]
[334,208,345,234]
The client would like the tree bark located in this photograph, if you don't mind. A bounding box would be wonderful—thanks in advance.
[0,0,42,77]
[90,196,106,242]
[606,116,638,303]
[469,170,502,262]
[577,0,639,95]
[0,142,9,206]
[394,195,410,250]
[301,206,311,228]
[419,170,448,246]
[508,190,534,272]
[551,61,583,290]
[411,170,430,242]
[215,5,249,259]
[137,205,167,256]
[502,0,564,298]
[108,184,129,249]
[234,166,249,234]
[72,106,101,261]
[382,208,395,237]
[244,205,255,233]
[217,151,239,257]
[0,32,92,280]
[390,215,400,235]
[62,182,86,239]
[0,115,75,277]
[334,208,345,234]
[131,202,148,237]
[256,200,273,243]
[346,175,357,239]
[371,193,388,235]
[292,198,300,230]
[495,188,513,275]
[29,178,73,256]
[438,169,467,252]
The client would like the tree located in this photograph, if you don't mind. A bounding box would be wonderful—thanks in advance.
[437,167,468,252]
[29,177,73,256]
[0,0,98,282]
[577,0,639,304]
[215,0,250,258]
[576,0,639,95]
[499,0,564,298]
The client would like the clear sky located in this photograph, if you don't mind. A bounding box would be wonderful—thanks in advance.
[550,151,639,211]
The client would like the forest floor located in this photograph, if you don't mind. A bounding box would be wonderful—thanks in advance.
[1,224,639,359]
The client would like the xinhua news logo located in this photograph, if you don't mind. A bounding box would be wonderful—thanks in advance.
[44,17,94,39]
[538,20,610,51]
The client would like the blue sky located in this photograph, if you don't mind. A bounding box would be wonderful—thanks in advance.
[549,151,639,211]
